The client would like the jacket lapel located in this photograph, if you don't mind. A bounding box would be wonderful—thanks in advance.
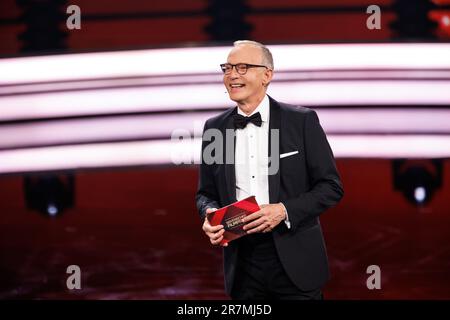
[224,108,237,204]
[268,96,281,204]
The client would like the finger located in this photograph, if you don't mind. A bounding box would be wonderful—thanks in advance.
[204,223,224,233]
[203,218,223,230]
[262,226,272,233]
[206,208,218,214]
[211,235,224,246]
[246,222,270,234]
[243,217,266,232]
[206,227,225,238]
[204,223,224,232]
[210,229,225,241]
[241,210,264,224]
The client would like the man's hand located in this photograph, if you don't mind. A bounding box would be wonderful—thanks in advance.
[202,208,228,247]
[242,203,286,234]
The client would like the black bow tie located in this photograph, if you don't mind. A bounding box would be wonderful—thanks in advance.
[233,112,262,129]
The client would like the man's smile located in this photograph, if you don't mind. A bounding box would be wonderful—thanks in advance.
[229,83,246,92]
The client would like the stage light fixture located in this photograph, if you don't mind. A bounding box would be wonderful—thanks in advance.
[23,173,75,217]
[393,159,442,206]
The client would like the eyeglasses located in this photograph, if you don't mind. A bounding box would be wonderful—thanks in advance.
[220,63,269,75]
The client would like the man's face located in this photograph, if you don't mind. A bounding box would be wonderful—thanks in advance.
[223,45,272,105]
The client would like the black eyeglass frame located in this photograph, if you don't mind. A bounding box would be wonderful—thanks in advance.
[220,63,270,75]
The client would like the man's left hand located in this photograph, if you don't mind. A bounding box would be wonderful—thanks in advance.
[242,203,286,234]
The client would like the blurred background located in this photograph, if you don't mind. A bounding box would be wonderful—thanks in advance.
[0,0,449,299]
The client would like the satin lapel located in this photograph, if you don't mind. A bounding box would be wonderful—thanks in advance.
[224,108,237,204]
[268,96,281,204]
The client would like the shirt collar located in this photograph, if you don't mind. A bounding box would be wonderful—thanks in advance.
[237,95,269,123]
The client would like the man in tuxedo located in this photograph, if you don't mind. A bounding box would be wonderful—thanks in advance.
[196,40,343,299]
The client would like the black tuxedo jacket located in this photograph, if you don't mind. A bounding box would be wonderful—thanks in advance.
[196,96,343,295]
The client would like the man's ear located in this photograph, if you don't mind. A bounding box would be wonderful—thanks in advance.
[263,69,273,87]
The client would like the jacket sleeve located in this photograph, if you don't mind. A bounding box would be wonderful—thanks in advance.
[283,110,344,229]
[195,120,221,221]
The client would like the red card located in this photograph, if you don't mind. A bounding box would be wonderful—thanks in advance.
[207,196,260,245]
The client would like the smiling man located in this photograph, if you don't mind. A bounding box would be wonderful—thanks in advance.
[196,40,343,300]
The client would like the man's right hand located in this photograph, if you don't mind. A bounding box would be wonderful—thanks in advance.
[202,208,228,247]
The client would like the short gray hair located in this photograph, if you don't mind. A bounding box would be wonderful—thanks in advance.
[233,40,274,70]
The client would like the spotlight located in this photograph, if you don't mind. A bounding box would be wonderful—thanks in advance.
[393,159,442,206]
[414,186,426,203]
[24,173,75,217]
[47,202,59,216]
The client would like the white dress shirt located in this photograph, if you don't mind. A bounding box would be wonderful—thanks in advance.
[234,95,291,228]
